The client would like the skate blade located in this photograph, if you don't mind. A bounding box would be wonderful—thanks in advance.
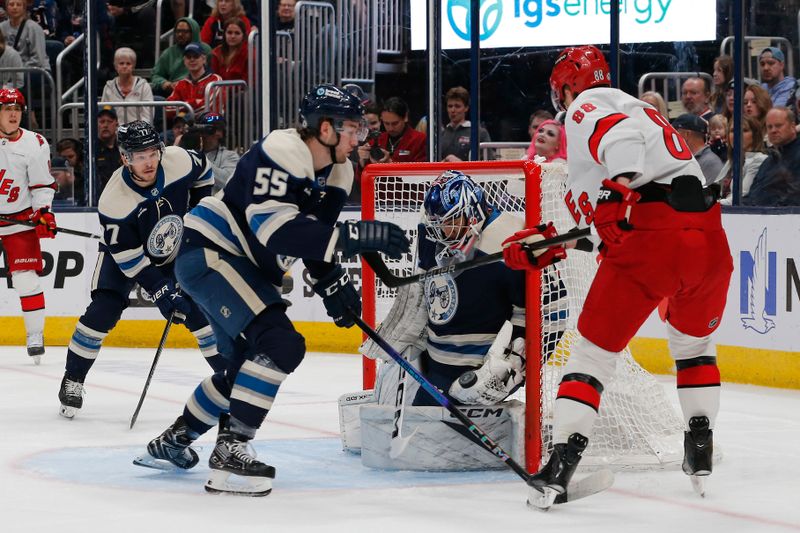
[59,405,78,419]
[690,474,707,497]
[526,486,558,511]
[30,355,42,365]
[204,469,272,497]
[133,454,187,472]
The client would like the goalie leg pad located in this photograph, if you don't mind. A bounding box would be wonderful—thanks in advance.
[361,282,428,362]
[337,390,376,453]
[360,401,525,471]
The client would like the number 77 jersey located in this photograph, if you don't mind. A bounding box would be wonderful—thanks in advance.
[562,87,704,228]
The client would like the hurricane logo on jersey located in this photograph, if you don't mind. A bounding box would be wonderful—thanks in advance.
[426,275,458,325]
[147,214,184,259]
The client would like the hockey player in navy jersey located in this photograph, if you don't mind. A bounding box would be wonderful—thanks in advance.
[502,46,732,507]
[57,121,227,419]
[133,84,410,496]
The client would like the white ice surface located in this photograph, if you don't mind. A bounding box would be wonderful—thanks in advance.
[1,347,799,533]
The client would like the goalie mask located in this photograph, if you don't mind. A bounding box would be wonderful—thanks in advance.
[423,171,489,257]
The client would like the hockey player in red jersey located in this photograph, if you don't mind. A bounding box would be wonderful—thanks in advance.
[0,88,57,364]
[502,46,733,507]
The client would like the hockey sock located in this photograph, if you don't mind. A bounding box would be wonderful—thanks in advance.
[229,355,288,430]
[183,372,232,435]
[552,373,604,444]
[676,356,720,428]
[191,325,227,372]
[66,321,110,378]
[12,270,44,337]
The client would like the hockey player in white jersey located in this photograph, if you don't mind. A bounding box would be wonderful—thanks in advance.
[0,88,56,364]
[502,46,733,507]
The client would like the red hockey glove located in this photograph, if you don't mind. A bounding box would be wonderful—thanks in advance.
[501,222,566,271]
[593,179,641,247]
[30,207,57,239]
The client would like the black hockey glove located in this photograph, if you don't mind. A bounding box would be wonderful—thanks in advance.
[312,265,361,328]
[149,279,192,324]
[336,220,410,260]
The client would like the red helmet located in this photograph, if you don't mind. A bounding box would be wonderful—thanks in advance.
[0,88,26,110]
[549,46,610,111]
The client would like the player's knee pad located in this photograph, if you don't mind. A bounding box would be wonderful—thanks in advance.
[667,321,716,361]
[11,270,41,297]
[81,289,128,333]
[243,308,306,374]
[561,335,617,387]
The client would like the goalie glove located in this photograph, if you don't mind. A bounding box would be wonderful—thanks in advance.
[449,321,526,405]
[594,178,641,246]
[501,222,566,271]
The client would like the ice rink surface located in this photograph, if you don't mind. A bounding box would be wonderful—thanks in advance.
[1,346,798,533]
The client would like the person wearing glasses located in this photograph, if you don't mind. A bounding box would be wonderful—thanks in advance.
[151,17,212,97]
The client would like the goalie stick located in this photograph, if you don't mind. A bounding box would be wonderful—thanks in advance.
[0,215,101,239]
[129,314,174,429]
[349,310,613,507]
[362,227,590,288]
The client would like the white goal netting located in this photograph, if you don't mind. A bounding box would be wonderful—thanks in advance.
[361,161,684,469]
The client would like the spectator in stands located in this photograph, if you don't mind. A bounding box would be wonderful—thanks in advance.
[0,0,49,71]
[0,27,23,88]
[29,0,57,38]
[364,102,381,133]
[166,42,223,115]
[56,137,84,203]
[276,0,296,32]
[672,113,723,183]
[743,84,772,141]
[527,109,553,142]
[151,17,211,97]
[681,77,713,121]
[715,114,767,204]
[51,156,75,204]
[195,112,240,192]
[526,119,566,162]
[101,47,154,125]
[759,47,796,107]
[707,113,728,162]
[711,55,733,115]
[743,107,800,206]
[107,0,157,68]
[95,105,122,191]
[210,18,248,82]
[200,0,251,49]
[441,86,491,162]
[164,108,192,145]
[357,96,426,167]
[640,91,669,117]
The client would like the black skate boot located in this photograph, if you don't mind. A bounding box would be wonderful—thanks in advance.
[527,433,588,510]
[683,416,713,496]
[58,374,84,419]
[27,332,44,364]
[133,416,200,471]
[205,422,275,497]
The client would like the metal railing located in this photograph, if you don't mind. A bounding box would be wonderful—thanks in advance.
[154,0,196,61]
[720,36,795,80]
[479,142,529,161]
[204,80,252,153]
[58,100,194,142]
[377,0,403,55]
[248,28,262,139]
[275,31,297,129]
[0,67,57,143]
[338,0,377,88]
[637,72,714,119]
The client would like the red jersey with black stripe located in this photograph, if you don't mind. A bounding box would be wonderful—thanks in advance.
[563,88,703,229]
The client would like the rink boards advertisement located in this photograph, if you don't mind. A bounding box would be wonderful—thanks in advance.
[0,210,798,363]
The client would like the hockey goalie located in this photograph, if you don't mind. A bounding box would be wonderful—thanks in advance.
[338,170,569,470]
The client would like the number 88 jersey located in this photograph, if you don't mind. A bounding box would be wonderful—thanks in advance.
[562,87,703,228]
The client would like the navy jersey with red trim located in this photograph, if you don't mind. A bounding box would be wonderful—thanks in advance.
[417,211,526,367]
[563,88,704,229]
[97,146,214,291]
[182,128,355,286]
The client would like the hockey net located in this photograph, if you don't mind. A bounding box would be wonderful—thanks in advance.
[360,160,684,472]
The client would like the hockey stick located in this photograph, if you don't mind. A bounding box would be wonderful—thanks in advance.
[0,215,101,239]
[350,310,613,506]
[362,227,591,288]
[129,313,174,429]
[388,351,419,459]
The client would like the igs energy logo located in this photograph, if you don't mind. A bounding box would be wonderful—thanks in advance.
[447,0,503,41]
[740,228,777,334]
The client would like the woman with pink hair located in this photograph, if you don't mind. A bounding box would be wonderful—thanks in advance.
[526,119,567,162]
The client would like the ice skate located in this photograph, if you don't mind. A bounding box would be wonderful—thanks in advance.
[26,332,44,365]
[133,416,200,471]
[527,433,588,511]
[205,426,275,497]
[682,416,713,497]
[58,374,84,419]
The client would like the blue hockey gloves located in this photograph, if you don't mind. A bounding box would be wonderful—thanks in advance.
[335,220,410,260]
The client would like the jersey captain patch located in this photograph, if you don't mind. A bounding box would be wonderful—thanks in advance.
[146,214,183,259]
[426,275,458,325]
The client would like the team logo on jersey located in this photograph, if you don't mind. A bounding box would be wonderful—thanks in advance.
[426,275,458,325]
[146,214,184,260]
[740,227,776,334]
[276,255,297,271]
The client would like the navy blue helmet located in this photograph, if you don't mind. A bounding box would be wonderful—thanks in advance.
[299,84,367,141]
[118,120,164,158]
[423,170,489,251]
